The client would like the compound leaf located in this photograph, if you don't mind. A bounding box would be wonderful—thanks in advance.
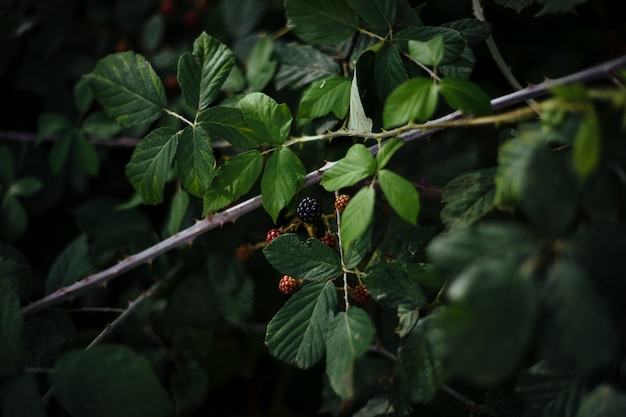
[347,0,396,35]
[297,76,351,120]
[198,106,261,150]
[383,78,438,128]
[45,234,97,294]
[240,92,292,146]
[441,167,496,229]
[439,77,492,117]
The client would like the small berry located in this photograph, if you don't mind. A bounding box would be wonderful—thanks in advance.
[266,228,282,243]
[334,194,351,213]
[350,285,371,304]
[159,0,175,16]
[278,275,300,295]
[296,197,323,224]
[235,244,255,261]
[320,232,336,248]
[165,74,179,92]
[183,9,200,27]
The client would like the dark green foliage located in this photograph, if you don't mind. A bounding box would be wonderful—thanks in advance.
[1,0,626,416]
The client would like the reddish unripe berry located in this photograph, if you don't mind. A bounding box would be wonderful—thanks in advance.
[235,244,254,261]
[334,194,351,213]
[159,0,175,16]
[183,9,200,27]
[165,75,179,92]
[266,229,282,243]
[350,285,371,304]
[278,275,299,295]
[321,232,336,248]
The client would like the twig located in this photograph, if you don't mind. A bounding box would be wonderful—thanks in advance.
[20,54,626,317]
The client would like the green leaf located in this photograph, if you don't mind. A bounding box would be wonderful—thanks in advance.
[535,0,587,16]
[321,144,376,191]
[261,147,305,223]
[515,361,586,417]
[240,92,292,146]
[0,243,32,299]
[572,107,600,179]
[125,127,179,205]
[206,254,255,327]
[343,224,372,269]
[348,66,374,132]
[177,32,234,111]
[440,167,496,229]
[274,42,341,90]
[73,77,94,113]
[265,281,337,368]
[7,177,42,198]
[441,18,491,44]
[0,285,26,377]
[45,234,97,294]
[492,0,533,13]
[49,131,74,173]
[81,111,123,138]
[575,385,626,417]
[494,135,542,211]
[377,169,420,225]
[374,43,409,101]
[326,308,375,399]
[165,188,189,236]
[176,125,216,197]
[347,0,396,35]
[364,262,429,309]
[396,26,466,64]
[0,147,14,184]
[341,187,375,251]
[22,310,76,367]
[202,150,263,215]
[73,132,100,176]
[391,315,445,409]
[0,372,46,417]
[427,222,541,279]
[285,0,360,45]
[87,51,166,127]
[539,260,621,374]
[142,13,165,51]
[36,112,72,145]
[50,345,174,417]
[170,361,209,415]
[408,36,444,66]
[439,77,492,117]
[246,35,277,92]
[383,78,438,128]
[439,256,536,385]
[297,76,351,120]
[198,106,262,150]
[376,138,404,169]
[0,195,28,243]
[264,233,343,280]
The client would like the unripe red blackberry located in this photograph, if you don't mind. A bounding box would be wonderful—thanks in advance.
[278,275,300,295]
[350,285,371,304]
[296,197,323,224]
[334,194,351,213]
[320,232,336,248]
[266,228,282,243]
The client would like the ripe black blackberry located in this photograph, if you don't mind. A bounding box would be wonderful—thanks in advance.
[296,197,323,223]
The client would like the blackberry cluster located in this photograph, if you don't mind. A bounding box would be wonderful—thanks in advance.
[334,194,351,213]
[266,228,282,243]
[296,197,323,223]
[278,275,299,295]
[350,285,371,304]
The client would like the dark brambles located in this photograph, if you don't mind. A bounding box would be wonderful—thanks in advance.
[296,197,323,224]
